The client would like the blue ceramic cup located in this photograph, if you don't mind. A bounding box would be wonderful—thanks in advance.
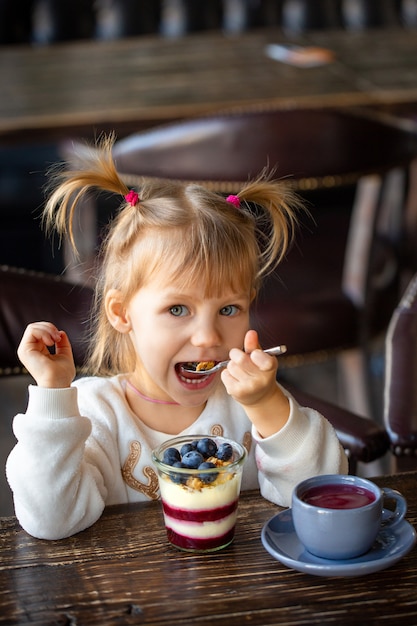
[292,474,407,560]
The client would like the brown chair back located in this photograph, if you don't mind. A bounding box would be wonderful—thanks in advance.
[113,108,416,191]
[0,266,93,374]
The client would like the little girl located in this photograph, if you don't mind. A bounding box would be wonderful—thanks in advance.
[6,135,348,539]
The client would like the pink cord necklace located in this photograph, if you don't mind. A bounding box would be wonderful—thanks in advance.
[126,379,180,406]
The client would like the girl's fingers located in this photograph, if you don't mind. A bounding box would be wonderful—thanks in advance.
[243,329,261,354]
[53,332,75,359]
[17,323,76,388]
[22,322,62,348]
[250,348,278,372]
[243,330,278,372]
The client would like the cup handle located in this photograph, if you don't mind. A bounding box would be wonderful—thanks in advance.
[381,487,407,529]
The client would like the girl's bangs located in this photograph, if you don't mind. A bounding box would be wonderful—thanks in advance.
[133,227,258,298]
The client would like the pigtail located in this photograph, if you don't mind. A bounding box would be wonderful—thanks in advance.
[237,173,303,278]
[43,133,128,249]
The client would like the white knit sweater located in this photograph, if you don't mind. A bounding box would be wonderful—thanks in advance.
[6,374,348,539]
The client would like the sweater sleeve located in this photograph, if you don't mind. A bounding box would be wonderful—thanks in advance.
[6,385,116,540]
[252,392,349,507]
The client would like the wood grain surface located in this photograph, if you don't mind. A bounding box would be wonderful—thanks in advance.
[1,472,416,625]
[1,28,417,142]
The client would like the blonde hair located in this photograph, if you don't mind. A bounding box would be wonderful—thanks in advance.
[44,134,302,375]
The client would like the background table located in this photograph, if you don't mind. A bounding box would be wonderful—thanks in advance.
[0,472,416,625]
[1,27,417,142]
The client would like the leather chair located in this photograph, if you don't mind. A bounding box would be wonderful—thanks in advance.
[0,265,94,516]
[384,271,417,470]
[0,264,389,475]
[103,106,417,419]
[0,266,92,375]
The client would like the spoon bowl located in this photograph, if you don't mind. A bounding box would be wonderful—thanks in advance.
[182,345,287,376]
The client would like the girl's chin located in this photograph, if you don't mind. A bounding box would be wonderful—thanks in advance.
[165,375,216,406]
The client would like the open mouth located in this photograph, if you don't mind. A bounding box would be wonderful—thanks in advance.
[175,362,217,383]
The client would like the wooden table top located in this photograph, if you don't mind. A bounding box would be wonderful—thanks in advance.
[1,472,416,625]
[1,27,417,142]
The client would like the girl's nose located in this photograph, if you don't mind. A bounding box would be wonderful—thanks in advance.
[191,321,222,348]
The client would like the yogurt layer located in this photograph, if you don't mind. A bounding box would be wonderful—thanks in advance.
[159,470,242,510]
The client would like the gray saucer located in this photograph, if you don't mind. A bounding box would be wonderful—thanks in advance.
[261,508,416,577]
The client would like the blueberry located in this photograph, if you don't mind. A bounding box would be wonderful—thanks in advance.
[196,437,218,459]
[171,461,188,484]
[198,461,218,483]
[180,443,195,457]
[181,450,204,469]
[162,447,181,466]
[216,442,233,461]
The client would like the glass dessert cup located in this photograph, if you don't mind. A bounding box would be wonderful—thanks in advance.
[152,435,247,553]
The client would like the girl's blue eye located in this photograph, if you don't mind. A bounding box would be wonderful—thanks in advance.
[170,305,188,317]
[220,305,239,316]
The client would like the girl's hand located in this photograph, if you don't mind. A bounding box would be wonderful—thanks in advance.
[17,322,76,388]
[221,329,290,438]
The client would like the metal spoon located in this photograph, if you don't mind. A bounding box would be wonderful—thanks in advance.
[182,345,287,376]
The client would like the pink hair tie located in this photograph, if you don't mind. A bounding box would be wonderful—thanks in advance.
[125,189,139,207]
[226,194,240,209]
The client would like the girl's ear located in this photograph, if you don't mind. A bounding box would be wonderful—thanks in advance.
[105,289,131,333]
